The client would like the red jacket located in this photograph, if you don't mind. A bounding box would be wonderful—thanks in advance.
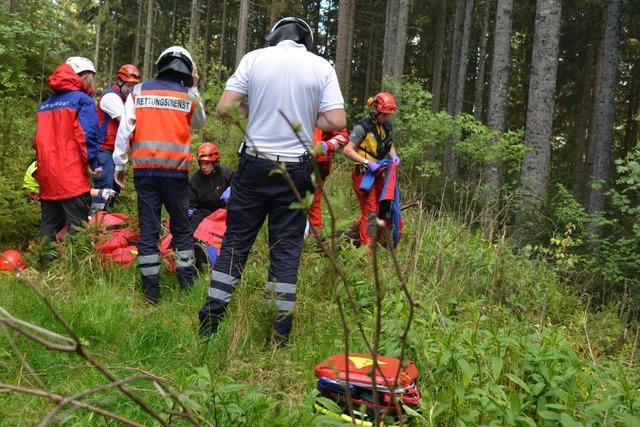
[34,64,99,200]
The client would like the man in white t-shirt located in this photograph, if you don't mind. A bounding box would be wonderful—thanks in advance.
[198,17,346,345]
[92,64,140,213]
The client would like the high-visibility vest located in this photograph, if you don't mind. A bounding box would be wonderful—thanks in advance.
[353,116,393,163]
[97,85,124,152]
[130,79,195,173]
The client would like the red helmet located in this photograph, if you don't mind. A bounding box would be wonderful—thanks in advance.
[117,64,141,83]
[0,249,27,271]
[368,92,397,114]
[197,143,220,163]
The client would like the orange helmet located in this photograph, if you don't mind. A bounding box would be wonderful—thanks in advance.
[197,143,220,163]
[368,92,397,114]
[0,249,27,272]
[117,64,141,83]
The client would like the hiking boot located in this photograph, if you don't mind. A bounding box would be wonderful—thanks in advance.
[198,315,220,340]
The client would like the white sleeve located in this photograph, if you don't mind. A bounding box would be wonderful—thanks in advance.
[319,64,345,113]
[113,92,136,171]
[99,92,124,120]
[224,53,251,95]
[189,87,206,130]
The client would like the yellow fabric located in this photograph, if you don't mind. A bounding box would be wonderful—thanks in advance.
[354,122,387,163]
[23,161,39,193]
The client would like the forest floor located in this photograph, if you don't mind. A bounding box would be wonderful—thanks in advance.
[1,164,639,426]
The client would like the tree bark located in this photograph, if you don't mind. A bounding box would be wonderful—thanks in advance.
[345,0,356,97]
[133,0,143,65]
[235,0,250,67]
[473,0,490,121]
[335,0,354,94]
[189,0,199,45]
[218,0,228,77]
[482,0,514,234]
[171,0,177,42]
[587,0,622,231]
[94,21,101,74]
[109,24,116,78]
[623,80,640,154]
[269,0,287,27]
[364,24,375,101]
[431,0,447,112]
[202,0,213,87]
[571,6,600,200]
[446,0,465,116]
[520,0,563,213]
[444,0,474,178]
[143,0,154,80]
[382,0,410,87]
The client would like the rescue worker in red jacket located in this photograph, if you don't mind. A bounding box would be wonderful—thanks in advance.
[188,143,234,230]
[113,46,205,303]
[308,128,349,236]
[343,92,400,247]
[34,57,101,240]
[92,64,140,213]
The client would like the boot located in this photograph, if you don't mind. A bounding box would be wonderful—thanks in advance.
[141,274,160,305]
[177,266,196,291]
[197,299,228,339]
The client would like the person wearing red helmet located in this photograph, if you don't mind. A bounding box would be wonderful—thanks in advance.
[343,92,400,248]
[92,64,141,213]
[188,143,234,229]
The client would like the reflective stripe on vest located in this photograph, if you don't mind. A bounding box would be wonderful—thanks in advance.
[130,80,193,172]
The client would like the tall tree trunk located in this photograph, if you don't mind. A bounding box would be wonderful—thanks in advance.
[457,0,475,109]
[269,0,287,27]
[218,0,228,78]
[109,25,117,78]
[133,0,143,65]
[623,80,640,154]
[444,0,474,178]
[382,0,410,87]
[171,0,177,42]
[431,0,447,112]
[202,0,212,87]
[94,0,109,73]
[482,0,514,234]
[143,0,154,80]
[94,22,101,74]
[345,0,356,96]
[474,0,490,120]
[519,0,563,214]
[364,25,375,101]
[586,0,622,233]
[189,0,199,45]
[235,0,250,67]
[446,0,465,115]
[571,6,600,200]
[335,0,354,94]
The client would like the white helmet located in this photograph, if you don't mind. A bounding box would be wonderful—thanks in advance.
[155,46,194,86]
[66,56,96,74]
[156,46,193,66]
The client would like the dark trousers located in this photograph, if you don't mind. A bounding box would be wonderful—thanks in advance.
[134,175,195,301]
[198,154,313,337]
[39,193,91,240]
[91,149,119,212]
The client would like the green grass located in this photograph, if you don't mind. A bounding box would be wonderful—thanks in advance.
[1,166,639,426]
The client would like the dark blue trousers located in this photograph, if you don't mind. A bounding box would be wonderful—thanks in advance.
[134,175,195,302]
[91,149,119,212]
[198,154,313,337]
